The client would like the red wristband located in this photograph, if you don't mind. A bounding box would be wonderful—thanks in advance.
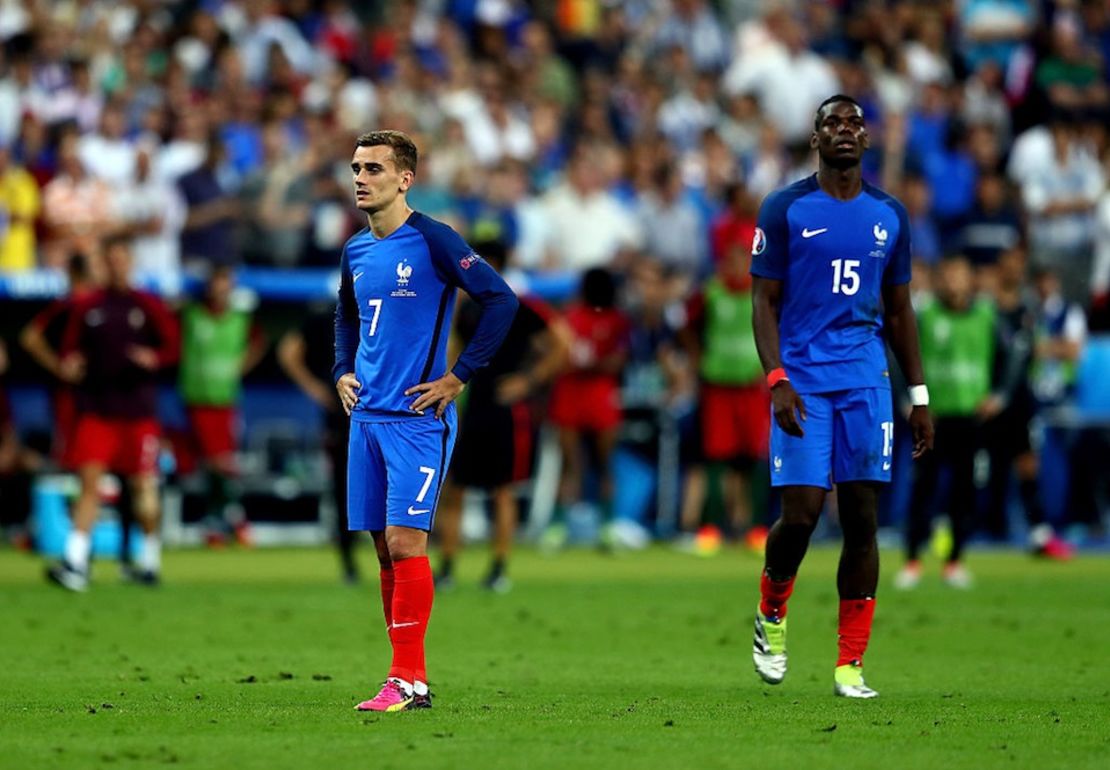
[766,367,789,388]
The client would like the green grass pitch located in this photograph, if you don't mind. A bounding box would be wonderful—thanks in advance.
[1,545,1108,770]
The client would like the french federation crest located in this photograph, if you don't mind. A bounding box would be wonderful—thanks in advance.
[396,261,413,286]
[873,223,888,245]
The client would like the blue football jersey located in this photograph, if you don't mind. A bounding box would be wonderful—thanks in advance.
[750,175,912,394]
[333,211,518,422]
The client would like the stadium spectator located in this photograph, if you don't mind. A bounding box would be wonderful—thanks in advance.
[1018,111,1105,304]
[77,100,135,186]
[47,236,179,592]
[178,132,241,270]
[635,161,707,282]
[238,120,312,266]
[0,139,40,272]
[537,145,642,272]
[40,131,115,268]
[959,172,1023,271]
[179,266,266,547]
[113,143,186,294]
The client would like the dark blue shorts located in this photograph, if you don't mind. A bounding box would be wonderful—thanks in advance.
[769,388,894,489]
[347,413,457,532]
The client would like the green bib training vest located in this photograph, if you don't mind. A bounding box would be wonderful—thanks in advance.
[700,278,762,386]
[917,297,995,417]
[179,304,251,406]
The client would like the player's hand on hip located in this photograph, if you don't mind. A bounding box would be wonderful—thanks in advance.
[126,345,160,371]
[336,372,361,416]
[909,406,934,459]
[405,372,465,419]
[771,380,806,437]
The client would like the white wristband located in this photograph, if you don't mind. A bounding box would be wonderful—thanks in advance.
[908,384,929,407]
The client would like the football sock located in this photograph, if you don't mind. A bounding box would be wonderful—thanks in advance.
[65,530,91,571]
[138,534,161,572]
[380,567,395,628]
[413,680,429,696]
[759,569,796,620]
[837,597,876,667]
[388,556,434,686]
[1019,479,1044,525]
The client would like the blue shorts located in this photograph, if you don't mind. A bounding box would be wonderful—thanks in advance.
[769,388,894,489]
[347,413,457,532]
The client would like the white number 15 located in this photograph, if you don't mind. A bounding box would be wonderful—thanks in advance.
[831,259,860,295]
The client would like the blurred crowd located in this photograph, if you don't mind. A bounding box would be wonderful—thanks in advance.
[2,0,1110,565]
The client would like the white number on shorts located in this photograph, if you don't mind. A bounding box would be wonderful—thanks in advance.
[881,421,894,458]
[367,298,383,336]
[416,466,436,503]
[831,259,861,295]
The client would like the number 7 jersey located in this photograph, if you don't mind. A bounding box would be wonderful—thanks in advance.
[750,174,912,394]
[333,211,518,422]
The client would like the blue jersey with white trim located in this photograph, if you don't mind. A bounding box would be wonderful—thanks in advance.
[333,211,518,423]
[750,174,912,394]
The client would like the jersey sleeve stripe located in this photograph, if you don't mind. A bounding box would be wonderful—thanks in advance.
[420,285,453,384]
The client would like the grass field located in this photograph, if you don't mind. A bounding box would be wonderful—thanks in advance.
[1,544,1108,770]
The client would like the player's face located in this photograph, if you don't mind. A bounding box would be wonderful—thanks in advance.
[351,144,413,214]
[811,102,869,168]
[104,245,132,290]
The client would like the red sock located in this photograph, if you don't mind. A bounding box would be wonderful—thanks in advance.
[387,556,434,685]
[837,597,876,667]
[759,571,796,620]
[380,567,394,629]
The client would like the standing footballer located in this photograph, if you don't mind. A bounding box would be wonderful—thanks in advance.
[749,96,934,698]
[334,130,518,712]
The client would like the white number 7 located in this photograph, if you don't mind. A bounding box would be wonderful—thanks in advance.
[416,466,436,503]
[367,298,382,336]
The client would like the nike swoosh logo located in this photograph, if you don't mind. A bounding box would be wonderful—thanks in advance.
[389,621,419,629]
[407,506,430,516]
[802,228,828,238]
[353,271,364,283]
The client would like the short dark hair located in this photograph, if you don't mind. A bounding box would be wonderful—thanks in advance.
[814,95,863,130]
[581,267,618,309]
[355,130,418,173]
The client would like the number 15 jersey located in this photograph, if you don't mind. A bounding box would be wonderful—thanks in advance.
[750,174,912,395]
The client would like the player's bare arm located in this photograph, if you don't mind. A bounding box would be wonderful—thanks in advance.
[404,371,465,419]
[882,281,934,458]
[752,275,806,437]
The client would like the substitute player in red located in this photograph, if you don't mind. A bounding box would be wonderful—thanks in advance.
[749,95,933,697]
[47,236,179,591]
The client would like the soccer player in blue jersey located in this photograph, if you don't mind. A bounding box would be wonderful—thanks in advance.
[748,96,934,698]
[334,130,518,712]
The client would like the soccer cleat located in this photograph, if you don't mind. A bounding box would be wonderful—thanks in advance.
[355,679,414,712]
[433,572,455,591]
[46,561,89,593]
[481,572,512,594]
[834,661,878,698]
[893,561,922,590]
[942,562,973,589]
[121,564,160,586]
[753,608,787,684]
[411,690,433,709]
